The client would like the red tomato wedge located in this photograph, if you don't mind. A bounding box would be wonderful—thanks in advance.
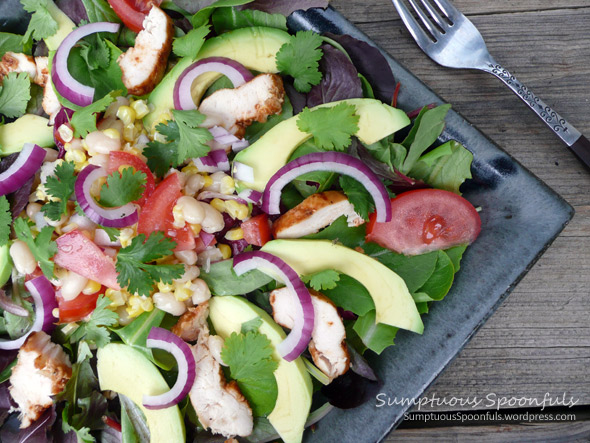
[54,230,121,289]
[242,214,271,247]
[138,173,195,251]
[107,151,155,206]
[57,288,104,323]
[366,189,481,255]
[107,0,161,32]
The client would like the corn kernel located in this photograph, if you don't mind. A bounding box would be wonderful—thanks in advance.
[65,149,86,164]
[153,131,167,143]
[126,295,154,318]
[151,111,172,133]
[103,128,121,140]
[172,204,185,229]
[225,200,249,221]
[35,185,47,201]
[224,227,244,241]
[119,227,136,248]
[182,164,199,175]
[210,198,226,213]
[157,281,174,293]
[116,105,136,126]
[189,223,202,236]
[218,244,232,259]
[106,288,129,308]
[201,174,213,188]
[131,100,150,119]
[219,175,235,195]
[57,124,73,143]
[174,285,192,302]
[82,280,102,295]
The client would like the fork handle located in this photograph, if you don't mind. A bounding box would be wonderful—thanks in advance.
[484,61,590,168]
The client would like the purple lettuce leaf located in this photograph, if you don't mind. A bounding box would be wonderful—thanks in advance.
[324,33,397,104]
[307,44,363,108]
[238,0,328,15]
[0,404,56,443]
[55,0,89,24]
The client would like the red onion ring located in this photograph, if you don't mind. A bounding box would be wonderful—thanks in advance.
[142,327,196,409]
[173,57,254,110]
[261,152,392,223]
[52,22,121,107]
[233,251,314,362]
[0,143,46,197]
[75,165,139,228]
[0,276,57,350]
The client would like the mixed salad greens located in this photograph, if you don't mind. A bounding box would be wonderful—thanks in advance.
[0,0,482,442]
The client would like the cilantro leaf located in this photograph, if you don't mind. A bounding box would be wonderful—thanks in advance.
[276,30,323,93]
[0,72,31,118]
[98,226,120,242]
[99,167,147,208]
[339,175,375,221]
[20,0,58,44]
[302,269,340,291]
[221,331,279,416]
[172,25,210,58]
[144,110,212,177]
[0,196,11,247]
[297,103,360,151]
[41,161,77,221]
[70,295,118,347]
[116,232,184,296]
[13,218,57,279]
[241,317,263,334]
[71,91,118,137]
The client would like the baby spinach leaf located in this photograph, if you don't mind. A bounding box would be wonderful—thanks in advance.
[415,250,455,301]
[445,244,467,272]
[303,215,366,249]
[289,140,336,197]
[352,310,398,355]
[212,7,287,33]
[322,274,374,316]
[200,259,273,296]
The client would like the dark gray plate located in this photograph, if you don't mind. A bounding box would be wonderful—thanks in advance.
[287,6,574,443]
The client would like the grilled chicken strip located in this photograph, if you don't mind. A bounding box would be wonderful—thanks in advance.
[118,6,173,96]
[9,331,72,428]
[272,191,364,239]
[199,73,285,138]
[185,302,254,438]
[270,287,350,380]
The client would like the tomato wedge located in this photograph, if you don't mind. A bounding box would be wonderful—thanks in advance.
[107,151,155,206]
[107,0,161,33]
[366,189,481,255]
[138,173,196,251]
[57,288,104,323]
[54,230,121,289]
[242,214,271,247]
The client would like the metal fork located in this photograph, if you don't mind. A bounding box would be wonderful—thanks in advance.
[392,0,590,168]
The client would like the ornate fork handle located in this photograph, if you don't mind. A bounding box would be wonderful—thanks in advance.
[482,61,590,167]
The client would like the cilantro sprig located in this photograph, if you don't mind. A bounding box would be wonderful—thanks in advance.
[13,218,56,279]
[70,92,118,137]
[20,0,58,45]
[144,109,213,177]
[276,30,323,93]
[69,295,118,348]
[302,269,341,291]
[297,103,360,151]
[99,167,147,208]
[172,25,210,59]
[41,161,77,221]
[0,72,31,118]
[115,232,185,296]
[0,196,11,247]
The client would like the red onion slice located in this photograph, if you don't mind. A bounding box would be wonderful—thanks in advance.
[192,150,229,173]
[237,189,262,206]
[0,276,58,350]
[75,165,139,228]
[233,251,314,362]
[173,57,254,110]
[52,22,121,107]
[142,327,196,409]
[262,152,392,223]
[232,162,255,183]
[207,126,249,152]
[0,143,46,197]
[197,191,247,205]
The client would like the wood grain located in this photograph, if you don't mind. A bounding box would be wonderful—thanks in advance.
[329,0,590,439]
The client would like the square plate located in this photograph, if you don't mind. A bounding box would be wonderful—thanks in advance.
[287,6,574,443]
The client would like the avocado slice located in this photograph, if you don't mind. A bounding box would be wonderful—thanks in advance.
[145,26,292,130]
[233,98,411,191]
[44,0,76,52]
[97,343,185,443]
[0,245,13,287]
[209,296,312,443]
[261,239,424,334]
[0,114,54,157]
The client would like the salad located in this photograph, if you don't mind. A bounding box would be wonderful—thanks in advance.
[0,0,482,442]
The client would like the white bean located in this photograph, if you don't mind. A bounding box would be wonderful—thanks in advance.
[26,202,42,219]
[116,306,133,326]
[184,174,205,196]
[88,153,110,169]
[43,148,59,162]
[174,250,197,266]
[153,292,187,316]
[85,130,121,155]
[60,271,89,301]
[10,240,37,275]
[203,171,227,193]
[201,204,224,234]
[174,265,200,284]
[176,196,206,225]
[191,278,211,305]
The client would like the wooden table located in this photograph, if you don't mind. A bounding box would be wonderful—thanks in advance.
[330,0,590,440]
